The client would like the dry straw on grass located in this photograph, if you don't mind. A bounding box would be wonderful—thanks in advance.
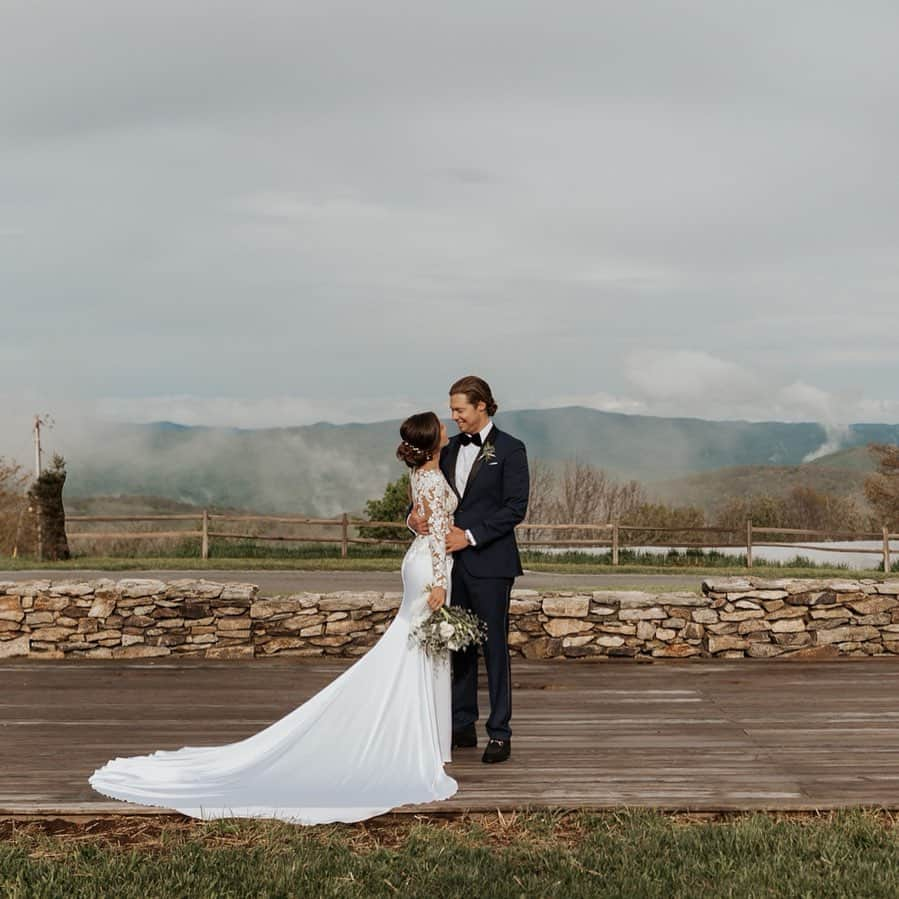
[3,808,899,855]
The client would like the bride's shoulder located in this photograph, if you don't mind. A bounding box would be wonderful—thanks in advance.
[412,467,448,488]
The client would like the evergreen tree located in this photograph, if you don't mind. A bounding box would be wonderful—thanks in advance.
[28,454,71,561]
[358,473,412,541]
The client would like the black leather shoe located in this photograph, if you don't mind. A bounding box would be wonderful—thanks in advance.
[482,739,511,764]
[452,724,477,748]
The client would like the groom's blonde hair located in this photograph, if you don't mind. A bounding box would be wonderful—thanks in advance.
[450,376,498,417]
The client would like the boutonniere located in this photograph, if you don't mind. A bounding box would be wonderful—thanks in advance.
[478,444,497,464]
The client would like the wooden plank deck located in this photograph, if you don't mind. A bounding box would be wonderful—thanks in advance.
[3,658,899,815]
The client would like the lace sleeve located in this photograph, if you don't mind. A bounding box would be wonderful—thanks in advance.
[413,470,450,590]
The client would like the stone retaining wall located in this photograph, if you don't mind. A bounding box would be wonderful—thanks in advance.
[2,577,899,661]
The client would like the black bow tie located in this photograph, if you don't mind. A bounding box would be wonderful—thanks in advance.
[459,432,483,447]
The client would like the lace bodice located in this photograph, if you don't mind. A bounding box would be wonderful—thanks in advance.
[410,468,458,590]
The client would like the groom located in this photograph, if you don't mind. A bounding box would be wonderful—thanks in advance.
[410,375,529,764]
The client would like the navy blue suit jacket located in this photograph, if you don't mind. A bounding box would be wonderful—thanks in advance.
[440,426,529,579]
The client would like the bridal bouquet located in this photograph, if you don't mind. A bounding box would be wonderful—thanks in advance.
[411,597,488,657]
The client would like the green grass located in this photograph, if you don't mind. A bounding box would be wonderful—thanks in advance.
[522,562,892,578]
[522,548,897,578]
[55,540,408,562]
[0,555,406,573]
[3,546,893,581]
[0,558,890,580]
[3,810,899,898]
[9,525,897,579]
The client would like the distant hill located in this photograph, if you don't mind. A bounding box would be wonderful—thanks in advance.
[61,409,899,515]
[804,445,878,472]
[64,494,243,517]
[652,445,883,514]
[651,462,872,516]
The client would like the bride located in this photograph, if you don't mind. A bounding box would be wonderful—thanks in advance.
[89,411,459,824]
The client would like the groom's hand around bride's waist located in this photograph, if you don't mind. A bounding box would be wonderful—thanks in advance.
[407,509,429,535]
[407,511,472,552]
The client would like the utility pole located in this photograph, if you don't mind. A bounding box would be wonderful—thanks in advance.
[33,415,44,478]
[31,414,53,562]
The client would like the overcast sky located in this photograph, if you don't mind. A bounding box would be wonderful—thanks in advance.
[3,0,899,461]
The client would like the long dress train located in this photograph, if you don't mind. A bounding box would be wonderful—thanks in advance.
[88,467,458,824]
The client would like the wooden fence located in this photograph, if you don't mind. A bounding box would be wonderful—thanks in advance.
[63,513,899,571]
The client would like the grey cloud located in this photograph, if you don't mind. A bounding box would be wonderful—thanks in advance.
[2,0,899,454]
[438,168,498,185]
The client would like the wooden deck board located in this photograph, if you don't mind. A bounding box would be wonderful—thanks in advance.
[3,658,899,815]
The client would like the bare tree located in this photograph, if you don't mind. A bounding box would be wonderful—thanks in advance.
[549,459,647,539]
[715,487,867,536]
[0,458,31,556]
[522,458,556,542]
[554,460,607,538]
[627,501,707,545]
[609,479,647,522]
[523,458,726,552]
[787,485,865,533]
[865,444,899,528]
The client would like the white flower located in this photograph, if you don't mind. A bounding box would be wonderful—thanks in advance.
[410,605,488,657]
[478,444,497,464]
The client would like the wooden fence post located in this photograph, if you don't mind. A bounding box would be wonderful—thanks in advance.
[746,518,753,569]
[341,513,349,558]
[612,521,619,567]
[201,510,209,561]
[884,525,891,574]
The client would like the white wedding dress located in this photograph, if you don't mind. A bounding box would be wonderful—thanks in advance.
[89,467,458,824]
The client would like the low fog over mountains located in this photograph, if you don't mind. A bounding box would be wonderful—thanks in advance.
[57,408,899,516]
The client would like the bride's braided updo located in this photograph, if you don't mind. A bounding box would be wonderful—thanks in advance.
[396,411,442,469]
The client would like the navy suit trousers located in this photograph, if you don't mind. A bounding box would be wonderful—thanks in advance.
[450,562,513,741]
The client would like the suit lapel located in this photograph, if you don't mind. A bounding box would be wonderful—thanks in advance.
[442,438,462,499]
[462,427,498,501]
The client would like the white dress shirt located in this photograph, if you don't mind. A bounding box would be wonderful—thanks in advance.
[454,421,494,496]
[455,421,493,546]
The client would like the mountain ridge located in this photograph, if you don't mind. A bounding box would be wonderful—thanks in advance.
[62,408,899,515]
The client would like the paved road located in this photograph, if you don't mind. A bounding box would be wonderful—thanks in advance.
[1,569,708,594]
[4,658,899,815]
